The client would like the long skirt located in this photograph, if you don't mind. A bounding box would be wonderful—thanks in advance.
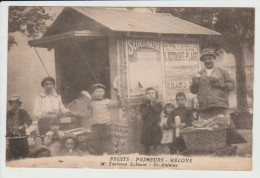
[140,122,162,147]
[38,118,51,136]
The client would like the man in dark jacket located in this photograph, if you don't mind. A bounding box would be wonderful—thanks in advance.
[6,94,32,160]
[190,48,235,123]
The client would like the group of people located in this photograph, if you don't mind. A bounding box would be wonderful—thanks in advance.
[139,89,195,155]
[139,48,235,155]
[6,48,235,159]
[6,78,123,160]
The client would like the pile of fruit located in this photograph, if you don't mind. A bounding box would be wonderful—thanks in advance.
[184,114,229,131]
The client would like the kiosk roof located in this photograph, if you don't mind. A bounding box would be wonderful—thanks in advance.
[29,7,220,48]
[72,7,220,35]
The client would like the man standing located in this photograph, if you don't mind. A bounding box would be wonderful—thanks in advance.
[190,48,235,123]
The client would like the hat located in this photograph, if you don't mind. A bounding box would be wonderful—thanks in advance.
[200,48,216,61]
[8,93,22,103]
[91,83,106,93]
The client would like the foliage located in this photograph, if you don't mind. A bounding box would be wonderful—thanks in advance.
[156,8,254,52]
[156,7,254,110]
[8,6,53,50]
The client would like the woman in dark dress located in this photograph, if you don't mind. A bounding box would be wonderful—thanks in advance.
[139,87,163,155]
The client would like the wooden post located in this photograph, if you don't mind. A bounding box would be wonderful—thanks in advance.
[160,38,167,102]
[54,47,63,93]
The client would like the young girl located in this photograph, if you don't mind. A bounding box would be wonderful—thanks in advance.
[159,103,175,154]
[88,83,123,155]
[44,118,64,156]
[139,87,163,155]
[58,134,84,156]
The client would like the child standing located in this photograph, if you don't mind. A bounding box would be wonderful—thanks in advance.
[6,94,32,160]
[88,84,123,155]
[44,118,64,156]
[168,92,193,153]
[159,103,175,154]
[140,87,163,155]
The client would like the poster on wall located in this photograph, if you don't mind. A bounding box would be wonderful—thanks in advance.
[163,41,199,105]
[127,38,162,97]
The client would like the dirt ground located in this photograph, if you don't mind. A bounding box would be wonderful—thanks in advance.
[234,129,252,157]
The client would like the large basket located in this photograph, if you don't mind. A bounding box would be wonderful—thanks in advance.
[231,111,253,129]
[181,127,227,151]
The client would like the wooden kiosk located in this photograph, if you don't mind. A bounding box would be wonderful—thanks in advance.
[29,7,220,153]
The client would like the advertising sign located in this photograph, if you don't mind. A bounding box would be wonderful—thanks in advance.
[163,41,199,104]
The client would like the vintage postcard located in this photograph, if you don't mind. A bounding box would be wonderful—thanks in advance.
[2,5,255,171]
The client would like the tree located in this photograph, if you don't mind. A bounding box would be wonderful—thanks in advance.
[8,6,53,50]
[156,8,254,110]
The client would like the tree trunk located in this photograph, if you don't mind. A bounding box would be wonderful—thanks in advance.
[234,49,248,111]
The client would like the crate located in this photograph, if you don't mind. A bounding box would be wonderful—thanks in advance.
[181,127,227,151]
[60,117,80,130]
[231,111,253,129]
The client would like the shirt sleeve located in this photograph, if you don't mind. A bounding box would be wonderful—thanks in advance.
[58,95,69,114]
[139,103,149,121]
[185,109,193,127]
[222,70,235,92]
[190,83,199,94]
[107,97,123,108]
[33,95,44,119]
[153,102,163,115]
[23,110,32,127]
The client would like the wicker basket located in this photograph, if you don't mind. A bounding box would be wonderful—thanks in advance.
[231,111,253,129]
[181,127,227,151]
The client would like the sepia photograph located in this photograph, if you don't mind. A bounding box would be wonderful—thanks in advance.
[1,4,255,171]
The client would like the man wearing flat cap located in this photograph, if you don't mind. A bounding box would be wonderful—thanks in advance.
[6,94,32,160]
[190,48,235,123]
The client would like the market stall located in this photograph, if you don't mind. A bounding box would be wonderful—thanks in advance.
[29,7,220,154]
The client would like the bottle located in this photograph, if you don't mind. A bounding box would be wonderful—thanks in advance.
[175,116,181,137]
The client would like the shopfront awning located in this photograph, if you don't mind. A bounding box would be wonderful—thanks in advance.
[28,30,105,49]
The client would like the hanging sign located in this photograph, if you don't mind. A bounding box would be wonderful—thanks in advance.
[127,39,160,55]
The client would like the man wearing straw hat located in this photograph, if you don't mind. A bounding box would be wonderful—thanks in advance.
[190,48,235,124]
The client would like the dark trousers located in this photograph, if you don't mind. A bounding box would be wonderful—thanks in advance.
[91,124,114,155]
[8,138,29,160]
